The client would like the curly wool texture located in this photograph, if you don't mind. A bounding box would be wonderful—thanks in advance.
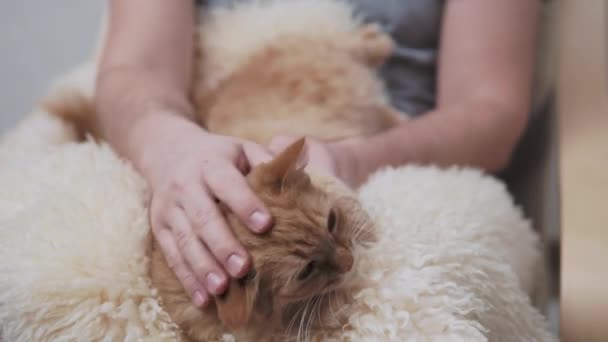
[326,167,554,341]
[0,114,181,342]
[0,110,555,341]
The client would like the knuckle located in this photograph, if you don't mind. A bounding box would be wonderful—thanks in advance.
[165,253,182,271]
[179,272,197,287]
[238,194,260,213]
[149,200,168,228]
[191,261,214,278]
[214,245,238,262]
[174,229,192,250]
[150,211,168,232]
[151,204,184,232]
[166,180,186,196]
[150,219,164,234]
[192,210,222,231]
[202,167,222,184]
[229,201,260,223]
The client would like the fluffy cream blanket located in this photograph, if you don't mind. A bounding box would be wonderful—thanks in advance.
[0,97,555,341]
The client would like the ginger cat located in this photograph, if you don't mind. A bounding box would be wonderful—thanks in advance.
[45,0,404,340]
[150,139,375,341]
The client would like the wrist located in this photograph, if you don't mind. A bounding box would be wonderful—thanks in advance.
[331,137,369,187]
[96,67,198,154]
[127,112,206,184]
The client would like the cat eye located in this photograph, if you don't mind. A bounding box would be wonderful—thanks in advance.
[327,209,338,233]
[297,261,316,280]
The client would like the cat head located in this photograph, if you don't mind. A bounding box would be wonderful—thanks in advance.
[215,138,374,331]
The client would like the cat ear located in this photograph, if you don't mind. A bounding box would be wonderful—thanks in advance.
[215,272,260,330]
[259,137,309,191]
[348,23,394,67]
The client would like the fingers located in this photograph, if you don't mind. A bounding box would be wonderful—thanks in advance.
[165,208,229,295]
[242,141,273,167]
[204,163,273,235]
[153,227,210,307]
[179,184,253,279]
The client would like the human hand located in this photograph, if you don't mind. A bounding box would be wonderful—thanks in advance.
[268,135,364,188]
[132,113,273,308]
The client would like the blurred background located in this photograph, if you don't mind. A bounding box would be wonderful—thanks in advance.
[0,1,607,341]
[558,1,608,341]
[0,1,104,132]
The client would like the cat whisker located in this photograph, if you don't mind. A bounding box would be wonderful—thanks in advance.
[349,211,367,231]
[328,291,337,317]
[307,295,322,341]
[309,296,324,342]
[350,213,375,244]
[351,223,369,243]
[317,293,326,326]
[286,301,308,340]
[316,296,324,330]
[307,300,316,341]
[303,299,314,342]
[355,227,374,243]
[297,298,314,342]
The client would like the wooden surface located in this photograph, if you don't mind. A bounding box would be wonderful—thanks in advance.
[558,0,608,341]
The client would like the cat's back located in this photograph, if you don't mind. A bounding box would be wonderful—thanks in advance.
[196,0,360,93]
[194,0,403,145]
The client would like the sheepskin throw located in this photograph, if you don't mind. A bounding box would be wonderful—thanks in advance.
[0,106,555,340]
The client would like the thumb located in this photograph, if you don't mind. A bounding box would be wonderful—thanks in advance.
[242,142,274,168]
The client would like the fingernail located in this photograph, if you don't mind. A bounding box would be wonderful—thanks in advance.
[193,290,207,307]
[206,273,225,294]
[249,210,272,232]
[227,254,247,276]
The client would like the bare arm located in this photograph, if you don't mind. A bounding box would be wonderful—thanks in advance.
[96,0,273,307]
[333,0,541,186]
[96,0,196,163]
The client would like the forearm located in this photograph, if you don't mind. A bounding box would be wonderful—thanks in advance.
[94,0,197,165]
[95,68,197,161]
[351,99,529,184]
[345,0,539,185]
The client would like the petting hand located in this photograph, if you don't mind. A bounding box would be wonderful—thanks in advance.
[268,135,364,188]
[133,113,274,308]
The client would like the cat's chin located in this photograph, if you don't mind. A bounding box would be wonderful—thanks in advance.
[280,276,348,305]
[276,288,351,340]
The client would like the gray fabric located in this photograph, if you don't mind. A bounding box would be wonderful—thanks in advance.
[349,0,444,116]
[199,0,445,117]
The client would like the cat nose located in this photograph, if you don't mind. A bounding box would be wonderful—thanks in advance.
[334,247,353,273]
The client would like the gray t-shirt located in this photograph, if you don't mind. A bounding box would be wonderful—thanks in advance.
[351,0,444,116]
[198,0,445,116]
